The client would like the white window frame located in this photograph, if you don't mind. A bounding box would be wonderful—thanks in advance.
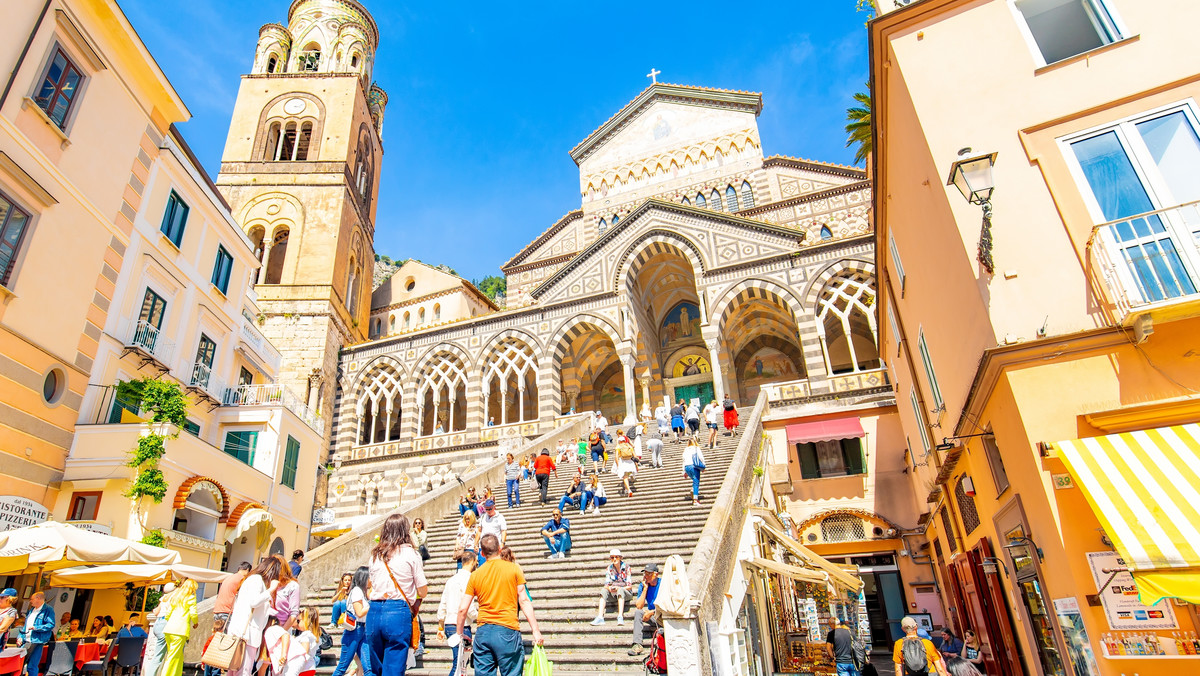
[888,233,906,295]
[1007,0,1129,68]
[1058,99,1200,305]
[917,327,944,412]
[886,303,902,352]
[910,387,931,453]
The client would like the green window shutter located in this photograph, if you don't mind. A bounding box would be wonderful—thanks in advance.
[798,443,820,479]
[281,436,299,489]
[841,438,865,475]
[223,431,258,465]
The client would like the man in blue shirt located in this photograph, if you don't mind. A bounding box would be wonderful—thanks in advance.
[289,550,304,577]
[627,563,661,656]
[540,509,571,559]
[18,592,55,676]
[117,613,148,639]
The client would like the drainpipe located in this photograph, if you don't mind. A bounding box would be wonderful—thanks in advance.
[0,0,53,111]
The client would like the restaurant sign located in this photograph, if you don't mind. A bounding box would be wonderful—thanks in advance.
[0,496,48,532]
[1087,551,1178,630]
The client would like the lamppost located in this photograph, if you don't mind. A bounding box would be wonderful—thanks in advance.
[946,149,998,273]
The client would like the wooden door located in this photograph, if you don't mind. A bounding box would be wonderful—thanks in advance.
[976,539,1023,676]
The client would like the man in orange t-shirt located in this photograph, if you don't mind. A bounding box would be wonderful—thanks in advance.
[457,534,543,676]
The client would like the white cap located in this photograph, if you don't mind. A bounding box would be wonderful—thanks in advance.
[609,548,622,558]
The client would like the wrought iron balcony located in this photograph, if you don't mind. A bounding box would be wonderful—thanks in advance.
[1089,200,1200,326]
[124,319,175,366]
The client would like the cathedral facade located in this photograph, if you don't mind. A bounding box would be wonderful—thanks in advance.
[325,83,879,515]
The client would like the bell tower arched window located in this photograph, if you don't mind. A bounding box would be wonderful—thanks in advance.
[726,185,740,213]
[265,120,314,161]
[266,55,279,73]
[299,44,321,72]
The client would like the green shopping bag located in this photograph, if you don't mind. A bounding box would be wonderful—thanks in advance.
[524,644,553,676]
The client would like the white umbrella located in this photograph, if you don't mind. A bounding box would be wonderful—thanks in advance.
[311,515,376,538]
[48,563,231,589]
[0,522,179,575]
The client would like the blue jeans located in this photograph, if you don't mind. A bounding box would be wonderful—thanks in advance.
[836,664,860,676]
[543,531,572,555]
[365,599,412,676]
[557,494,580,512]
[331,623,372,676]
[685,465,701,497]
[331,598,347,626]
[448,626,471,676]
[505,479,520,507]
[472,624,524,676]
[25,642,45,676]
[582,491,607,511]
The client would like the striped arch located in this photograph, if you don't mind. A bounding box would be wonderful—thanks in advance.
[172,476,230,523]
[479,328,546,362]
[711,277,806,332]
[349,355,408,392]
[226,501,267,530]
[803,258,876,308]
[548,313,623,367]
[612,229,707,293]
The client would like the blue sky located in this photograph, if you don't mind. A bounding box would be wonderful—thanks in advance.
[121,1,871,283]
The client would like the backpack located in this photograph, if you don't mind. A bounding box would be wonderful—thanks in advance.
[850,631,866,670]
[723,400,735,411]
[901,637,929,675]
[644,629,667,674]
[589,432,600,445]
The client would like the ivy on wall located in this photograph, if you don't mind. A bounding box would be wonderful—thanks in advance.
[119,379,188,532]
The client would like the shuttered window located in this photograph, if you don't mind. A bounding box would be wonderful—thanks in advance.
[161,192,189,247]
[796,438,865,479]
[281,435,300,489]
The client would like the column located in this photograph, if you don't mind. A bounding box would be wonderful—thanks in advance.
[518,383,526,422]
[620,352,637,423]
[639,375,651,418]
[383,405,394,442]
[355,405,364,446]
[500,381,509,424]
[368,402,377,445]
[258,239,273,285]
[706,336,726,400]
[448,394,456,432]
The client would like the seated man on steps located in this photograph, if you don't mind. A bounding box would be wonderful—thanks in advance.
[627,563,661,656]
[557,475,584,512]
[540,509,572,559]
[591,549,633,626]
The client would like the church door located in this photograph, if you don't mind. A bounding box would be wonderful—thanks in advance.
[673,381,715,406]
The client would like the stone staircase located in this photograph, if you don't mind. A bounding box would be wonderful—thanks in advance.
[310,424,749,674]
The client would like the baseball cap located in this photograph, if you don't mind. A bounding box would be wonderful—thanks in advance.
[0,588,16,598]
[609,548,622,558]
[643,563,659,573]
[483,499,496,509]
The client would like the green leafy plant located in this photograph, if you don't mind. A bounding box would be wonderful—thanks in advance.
[124,584,163,612]
[121,379,187,529]
[845,87,873,165]
[140,529,165,548]
[753,464,765,478]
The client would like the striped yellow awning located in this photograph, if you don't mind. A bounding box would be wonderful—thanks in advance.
[1055,423,1200,604]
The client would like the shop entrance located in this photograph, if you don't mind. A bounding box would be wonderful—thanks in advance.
[844,554,907,648]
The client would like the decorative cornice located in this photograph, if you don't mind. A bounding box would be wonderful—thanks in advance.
[504,253,575,276]
[569,83,763,165]
[762,154,866,179]
[162,529,226,553]
[740,180,872,218]
[530,199,804,300]
[502,211,583,271]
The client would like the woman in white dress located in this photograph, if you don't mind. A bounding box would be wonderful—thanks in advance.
[227,556,284,676]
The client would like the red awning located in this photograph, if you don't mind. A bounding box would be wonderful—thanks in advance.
[786,418,866,444]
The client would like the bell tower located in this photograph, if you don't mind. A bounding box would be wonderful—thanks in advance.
[216,0,386,474]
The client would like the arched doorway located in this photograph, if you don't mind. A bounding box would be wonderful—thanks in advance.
[717,283,807,403]
[553,320,620,419]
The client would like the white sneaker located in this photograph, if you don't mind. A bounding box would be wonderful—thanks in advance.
[617,617,625,626]
[590,616,605,626]
[594,507,601,515]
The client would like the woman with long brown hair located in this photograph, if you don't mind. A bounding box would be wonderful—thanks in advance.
[365,514,427,676]
[272,555,300,630]
[227,556,285,676]
[330,572,353,628]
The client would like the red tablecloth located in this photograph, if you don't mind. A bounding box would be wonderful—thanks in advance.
[74,643,106,669]
[0,653,23,675]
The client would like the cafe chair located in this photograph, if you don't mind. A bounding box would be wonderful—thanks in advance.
[45,640,79,676]
[77,639,115,676]
[110,636,145,676]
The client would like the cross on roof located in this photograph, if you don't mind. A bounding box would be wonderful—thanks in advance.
[647,68,661,84]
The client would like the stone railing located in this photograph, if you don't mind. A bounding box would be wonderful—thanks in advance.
[183,414,592,663]
[683,391,769,676]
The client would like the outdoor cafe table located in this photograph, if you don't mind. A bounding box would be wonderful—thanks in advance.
[74,643,106,669]
[0,648,22,676]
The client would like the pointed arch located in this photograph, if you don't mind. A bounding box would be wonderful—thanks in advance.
[612,229,707,294]
[726,185,740,213]
[813,268,880,375]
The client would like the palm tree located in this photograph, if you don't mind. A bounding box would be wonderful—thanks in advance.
[844,88,872,165]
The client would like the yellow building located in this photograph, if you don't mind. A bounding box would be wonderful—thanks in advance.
[367,260,498,339]
[52,125,325,594]
[871,1,1200,675]
[0,0,187,547]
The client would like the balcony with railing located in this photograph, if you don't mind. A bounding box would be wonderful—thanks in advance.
[188,362,225,401]
[123,319,175,368]
[223,383,325,435]
[1088,200,1200,328]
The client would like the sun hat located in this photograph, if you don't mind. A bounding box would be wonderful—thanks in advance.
[483,499,496,509]
[0,588,16,598]
[609,548,622,558]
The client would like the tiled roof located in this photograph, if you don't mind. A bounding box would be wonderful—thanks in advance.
[569,83,764,164]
